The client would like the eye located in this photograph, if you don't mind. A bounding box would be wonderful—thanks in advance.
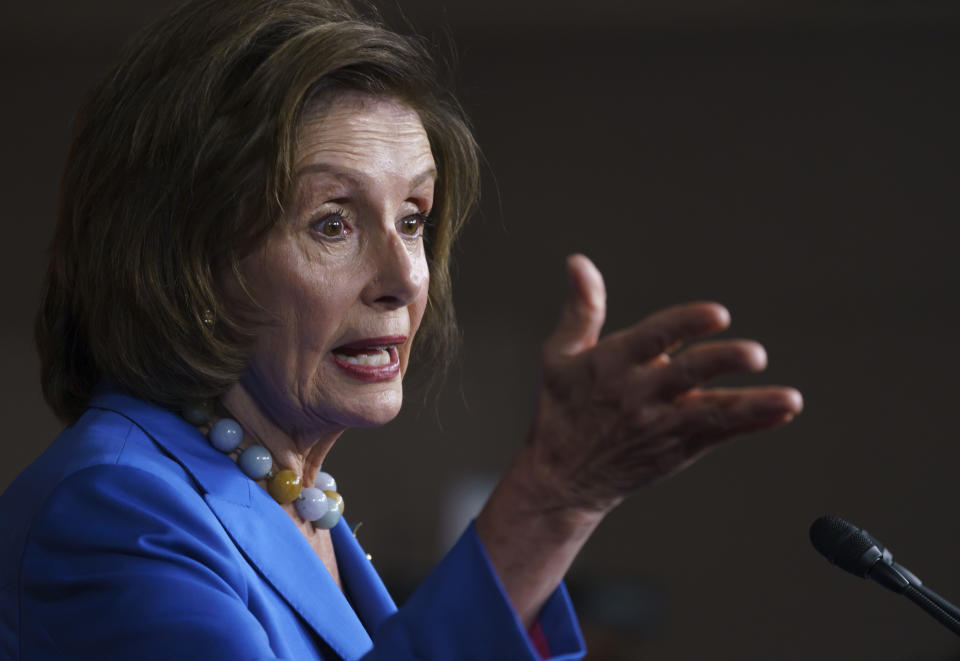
[397,212,429,238]
[313,209,349,239]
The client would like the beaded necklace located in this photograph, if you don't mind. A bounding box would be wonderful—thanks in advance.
[182,401,344,529]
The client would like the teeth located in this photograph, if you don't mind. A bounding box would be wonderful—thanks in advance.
[334,348,391,366]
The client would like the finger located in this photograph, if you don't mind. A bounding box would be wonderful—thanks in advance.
[677,386,804,455]
[594,302,730,377]
[542,254,607,358]
[646,340,768,401]
[691,385,804,419]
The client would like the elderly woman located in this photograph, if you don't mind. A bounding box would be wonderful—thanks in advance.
[0,0,802,659]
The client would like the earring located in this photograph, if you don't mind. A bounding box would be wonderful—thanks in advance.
[201,308,215,328]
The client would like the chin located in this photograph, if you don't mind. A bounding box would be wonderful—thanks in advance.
[327,386,405,429]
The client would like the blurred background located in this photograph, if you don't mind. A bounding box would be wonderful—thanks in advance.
[2,1,960,658]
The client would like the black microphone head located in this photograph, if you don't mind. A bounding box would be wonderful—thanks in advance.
[810,515,883,578]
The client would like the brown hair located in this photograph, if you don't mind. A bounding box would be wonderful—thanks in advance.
[36,0,479,423]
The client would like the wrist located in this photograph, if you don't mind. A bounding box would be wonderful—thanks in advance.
[479,446,608,551]
[517,437,621,522]
[475,445,611,627]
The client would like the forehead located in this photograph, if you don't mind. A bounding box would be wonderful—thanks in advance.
[294,93,436,180]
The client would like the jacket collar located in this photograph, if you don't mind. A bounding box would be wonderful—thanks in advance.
[89,384,396,659]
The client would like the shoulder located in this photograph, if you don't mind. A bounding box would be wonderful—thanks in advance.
[0,413,252,661]
[0,403,225,599]
[9,465,269,661]
[24,461,241,578]
[3,399,229,556]
[2,405,196,515]
[2,404,231,570]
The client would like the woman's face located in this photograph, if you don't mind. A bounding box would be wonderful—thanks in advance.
[238,93,435,436]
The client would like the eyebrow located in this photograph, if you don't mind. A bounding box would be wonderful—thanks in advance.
[294,163,438,191]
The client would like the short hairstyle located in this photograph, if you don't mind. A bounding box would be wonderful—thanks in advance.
[36,0,479,423]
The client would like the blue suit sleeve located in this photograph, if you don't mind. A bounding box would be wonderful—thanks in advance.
[19,465,285,661]
[364,521,586,661]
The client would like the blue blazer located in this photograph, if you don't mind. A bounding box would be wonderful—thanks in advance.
[0,386,585,660]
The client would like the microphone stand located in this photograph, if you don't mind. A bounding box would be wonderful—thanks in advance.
[872,559,960,637]
[903,583,960,636]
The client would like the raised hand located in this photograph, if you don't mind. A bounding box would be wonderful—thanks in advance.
[476,254,803,626]
[526,254,802,513]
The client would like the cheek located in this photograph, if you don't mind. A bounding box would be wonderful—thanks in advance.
[411,257,430,329]
[399,258,430,371]
[410,250,430,291]
[249,254,354,357]
[291,268,363,345]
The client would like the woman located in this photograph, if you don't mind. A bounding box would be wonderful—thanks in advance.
[0,0,803,659]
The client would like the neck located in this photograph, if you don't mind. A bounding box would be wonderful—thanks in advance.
[219,381,344,487]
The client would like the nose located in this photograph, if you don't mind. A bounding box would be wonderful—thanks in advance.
[361,230,426,310]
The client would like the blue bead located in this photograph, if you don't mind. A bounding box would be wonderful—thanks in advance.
[315,471,337,492]
[182,402,213,425]
[209,418,243,452]
[294,488,329,522]
[311,497,342,530]
[238,445,272,479]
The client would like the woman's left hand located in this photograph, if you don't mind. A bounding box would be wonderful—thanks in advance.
[476,254,803,626]
[521,253,802,515]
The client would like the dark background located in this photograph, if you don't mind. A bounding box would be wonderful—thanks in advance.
[3,1,960,658]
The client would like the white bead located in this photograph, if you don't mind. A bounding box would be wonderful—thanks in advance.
[295,488,329,522]
[312,497,342,529]
[315,471,337,492]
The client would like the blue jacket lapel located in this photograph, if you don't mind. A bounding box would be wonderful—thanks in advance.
[205,493,373,660]
[332,520,396,635]
[90,388,376,661]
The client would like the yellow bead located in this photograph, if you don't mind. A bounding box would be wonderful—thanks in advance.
[268,470,302,504]
[324,490,344,514]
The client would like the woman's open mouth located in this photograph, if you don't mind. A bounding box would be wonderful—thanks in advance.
[330,336,405,382]
[332,346,394,366]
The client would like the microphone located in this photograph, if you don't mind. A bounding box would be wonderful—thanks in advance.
[809,515,960,637]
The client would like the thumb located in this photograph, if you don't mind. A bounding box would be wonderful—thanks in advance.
[543,254,607,358]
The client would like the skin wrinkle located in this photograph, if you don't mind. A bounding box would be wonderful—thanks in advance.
[295,163,438,194]
[218,93,435,581]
